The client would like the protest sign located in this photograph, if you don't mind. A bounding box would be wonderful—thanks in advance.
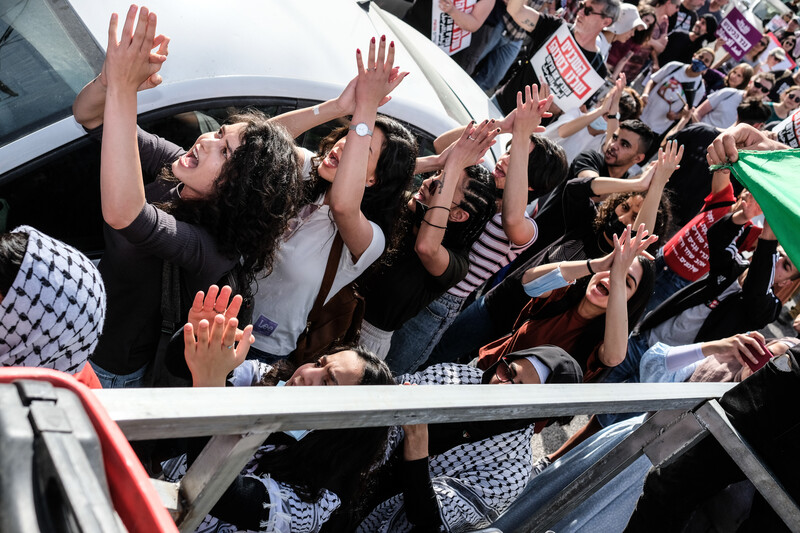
[766,14,788,33]
[756,32,797,70]
[775,109,800,148]
[431,0,476,56]
[716,7,761,61]
[529,24,604,111]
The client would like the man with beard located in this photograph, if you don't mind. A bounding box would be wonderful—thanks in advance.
[523,119,655,262]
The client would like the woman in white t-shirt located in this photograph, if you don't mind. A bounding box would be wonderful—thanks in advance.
[640,48,714,135]
[249,37,419,361]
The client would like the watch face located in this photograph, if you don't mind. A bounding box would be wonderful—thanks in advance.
[355,123,370,136]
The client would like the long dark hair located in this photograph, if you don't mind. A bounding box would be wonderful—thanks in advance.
[305,116,418,254]
[530,256,655,369]
[159,111,302,293]
[255,346,393,510]
[442,164,498,252]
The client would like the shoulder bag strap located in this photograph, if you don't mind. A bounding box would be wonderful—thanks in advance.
[307,233,344,321]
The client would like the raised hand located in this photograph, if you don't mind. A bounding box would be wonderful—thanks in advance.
[610,224,658,279]
[184,314,255,388]
[187,285,243,330]
[707,123,786,167]
[448,120,499,169]
[355,35,408,109]
[513,84,553,138]
[104,5,168,92]
[652,139,684,187]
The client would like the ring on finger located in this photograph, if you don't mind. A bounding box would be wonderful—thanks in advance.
[226,344,235,350]
[468,135,476,140]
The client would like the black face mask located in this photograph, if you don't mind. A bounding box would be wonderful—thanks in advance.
[412,199,430,228]
[604,217,629,240]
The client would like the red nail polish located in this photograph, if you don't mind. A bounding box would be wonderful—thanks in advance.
[390,41,395,47]
[381,35,386,41]
[357,48,361,54]
[371,37,376,43]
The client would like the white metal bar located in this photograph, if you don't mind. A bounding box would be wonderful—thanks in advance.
[93,383,734,440]
[695,401,800,531]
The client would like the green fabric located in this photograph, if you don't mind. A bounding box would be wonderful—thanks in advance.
[724,149,800,267]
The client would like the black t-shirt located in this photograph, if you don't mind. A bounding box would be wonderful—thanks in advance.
[519,150,623,267]
[663,123,741,228]
[668,4,697,34]
[495,14,609,114]
[658,30,702,66]
[358,235,469,332]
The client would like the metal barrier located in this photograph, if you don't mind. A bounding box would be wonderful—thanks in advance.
[92,382,799,532]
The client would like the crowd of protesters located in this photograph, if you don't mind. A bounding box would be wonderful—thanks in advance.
[3,0,800,531]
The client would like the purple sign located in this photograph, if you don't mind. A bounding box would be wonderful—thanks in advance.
[716,8,761,61]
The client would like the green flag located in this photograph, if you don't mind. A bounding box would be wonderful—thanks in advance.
[725,149,800,267]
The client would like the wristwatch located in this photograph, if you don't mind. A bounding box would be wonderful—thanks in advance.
[608,112,621,120]
[349,122,373,137]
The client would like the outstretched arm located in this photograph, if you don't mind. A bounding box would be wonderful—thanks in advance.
[72,10,167,130]
[633,139,683,235]
[415,121,499,276]
[504,84,551,245]
[329,36,408,261]
[269,73,392,140]
[599,225,658,366]
[100,6,168,229]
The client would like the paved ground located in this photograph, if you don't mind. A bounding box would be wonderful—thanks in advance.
[532,414,589,460]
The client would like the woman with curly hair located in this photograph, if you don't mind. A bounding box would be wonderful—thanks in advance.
[246,36,418,362]
[71,6,302,388]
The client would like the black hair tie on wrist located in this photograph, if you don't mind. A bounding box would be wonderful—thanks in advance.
[586,259,595,275]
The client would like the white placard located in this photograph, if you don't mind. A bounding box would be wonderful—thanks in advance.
[529,24,605,111]
[431,0,476,56]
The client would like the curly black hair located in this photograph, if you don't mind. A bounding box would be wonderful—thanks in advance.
[305,115,418,256]
[159,110,302,294]
[593,191,672,249]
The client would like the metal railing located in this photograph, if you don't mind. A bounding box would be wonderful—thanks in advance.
[93,382,799,532]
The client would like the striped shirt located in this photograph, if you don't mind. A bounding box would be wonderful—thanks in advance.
[448,212,538,298]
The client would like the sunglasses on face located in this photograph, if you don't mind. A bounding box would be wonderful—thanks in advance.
[579,1,606,17]
[787,93,800,103]
[495,357,516,384]
[753,81,771,93]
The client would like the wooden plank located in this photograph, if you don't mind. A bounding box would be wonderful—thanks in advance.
[177,432,273,533]
[93,383,735,440]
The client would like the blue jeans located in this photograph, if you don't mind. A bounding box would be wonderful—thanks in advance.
[426,295,501,367]
[90,360,148,389]
[596,333,652,427]
[384,292,466,375]
[643,254,692,316]
[472,25,523,91]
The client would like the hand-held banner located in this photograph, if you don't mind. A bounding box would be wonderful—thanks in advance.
[432,0,476,56]
[725,149,800,268]
[715,8,761,61]
[529,25,604,111]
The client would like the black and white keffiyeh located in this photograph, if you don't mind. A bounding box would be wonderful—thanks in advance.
[359,364,536,533]
[0,226,106,373]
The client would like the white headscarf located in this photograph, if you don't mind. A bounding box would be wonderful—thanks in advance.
[0,226,106,372]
